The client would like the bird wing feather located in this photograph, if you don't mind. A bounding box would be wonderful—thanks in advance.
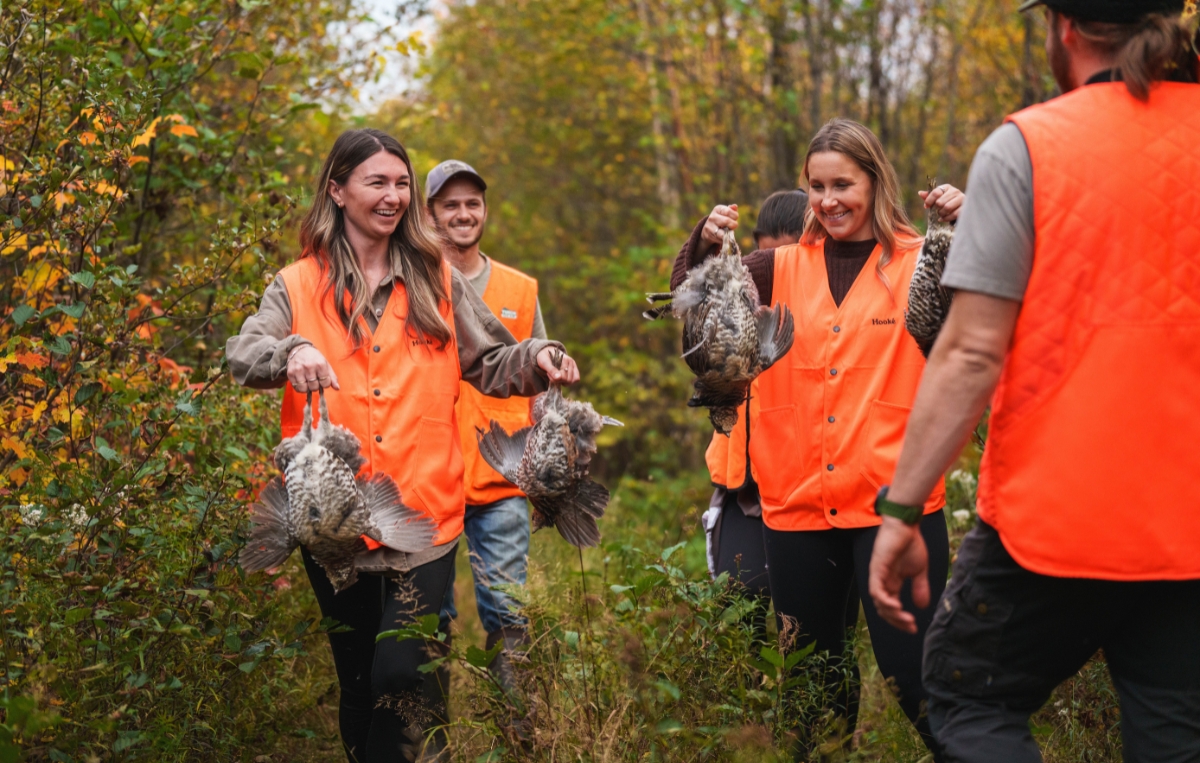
[755,302,796,371]
[239,477,296,571]
[476,421,532,484]
[357,472,437,552]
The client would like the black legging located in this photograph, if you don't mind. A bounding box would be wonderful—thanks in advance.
[713,488,859,632]
[302,545,457,763]
[764,510,949,760]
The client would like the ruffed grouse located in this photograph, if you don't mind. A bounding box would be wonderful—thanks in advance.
[905,189,956,356]
[239,388,436,591]
[476,350,622,548]
[644,228,794,434]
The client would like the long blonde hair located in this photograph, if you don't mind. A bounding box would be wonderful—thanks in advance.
[298,129,451,349]
[800,118,922,298]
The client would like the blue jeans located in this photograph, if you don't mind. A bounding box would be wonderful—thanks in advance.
[441,495,530,634]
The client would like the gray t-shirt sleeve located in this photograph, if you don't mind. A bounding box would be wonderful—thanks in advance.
[940,123,1035,302]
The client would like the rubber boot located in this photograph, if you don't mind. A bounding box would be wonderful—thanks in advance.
[485,627,528,697]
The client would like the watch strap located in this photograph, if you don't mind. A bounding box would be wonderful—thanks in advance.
[875,486,924,525]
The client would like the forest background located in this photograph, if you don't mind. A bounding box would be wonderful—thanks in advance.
[0,0,1126,760]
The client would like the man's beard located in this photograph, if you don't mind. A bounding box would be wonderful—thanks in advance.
[1047,12,1074,93]
[447,225,483,250]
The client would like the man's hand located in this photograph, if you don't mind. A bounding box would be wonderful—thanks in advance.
[536,346,580,385]
[919,184,965,223]
[287,345,340,393]
[701,204,740,245]
[869,517,931,634]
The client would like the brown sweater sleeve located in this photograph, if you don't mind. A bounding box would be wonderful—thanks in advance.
[670,215,776,305]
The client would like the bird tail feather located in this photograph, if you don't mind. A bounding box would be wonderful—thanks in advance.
[554,508,604,549]
[476,421,531,485]
[239,477,296,571]
[358,473,437,552]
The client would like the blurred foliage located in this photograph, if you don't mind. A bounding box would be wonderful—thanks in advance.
[0,0,401,757]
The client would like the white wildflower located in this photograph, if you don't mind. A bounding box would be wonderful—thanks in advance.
[18,503,44,524]
[952,509,972,524]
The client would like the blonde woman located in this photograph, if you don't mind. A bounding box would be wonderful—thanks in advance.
[670,118,962,759]
[227,129,578,763]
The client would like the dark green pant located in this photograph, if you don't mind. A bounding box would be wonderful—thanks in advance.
[925,522,1200,763]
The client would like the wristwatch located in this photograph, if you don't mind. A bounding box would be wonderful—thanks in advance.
[874,486,923,525]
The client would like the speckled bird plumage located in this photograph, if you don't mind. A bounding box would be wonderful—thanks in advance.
[644,229,795,434]
[476,353,622,548]
[905,202,956,357]
[239,389,436,592]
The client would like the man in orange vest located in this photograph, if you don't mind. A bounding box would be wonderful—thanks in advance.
[426,160,545,690]
[867,2,1200,760]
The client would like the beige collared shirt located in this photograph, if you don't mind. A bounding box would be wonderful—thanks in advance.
[225,262,560,572]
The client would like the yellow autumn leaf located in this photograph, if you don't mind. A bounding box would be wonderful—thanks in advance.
[53,405,70,424]
[2,234,28,256]
[22,374,46,389]
[0,353,15,373]
[94,180,123,197]
[2,436,29,461]
[29,401,47,422]
[54,191,75,210]
[128,156,150,166]
[131,117,163,149]
[19,261,65,292]
[169,123,198,138]
[79,132,98,146]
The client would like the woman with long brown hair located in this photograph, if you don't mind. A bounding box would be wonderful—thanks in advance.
[669,118,962,759]
[227,128,578,762]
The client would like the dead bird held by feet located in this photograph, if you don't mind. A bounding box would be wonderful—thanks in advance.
[476,350,622,548]
[239,388,436,592]
[905,180,956,356]
[644,228,794,434]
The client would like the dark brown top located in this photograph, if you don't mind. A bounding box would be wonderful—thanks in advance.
[670,215,877,307]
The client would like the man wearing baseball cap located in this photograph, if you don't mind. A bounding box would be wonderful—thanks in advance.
[867,1,1200,760]
[425,160,546,696]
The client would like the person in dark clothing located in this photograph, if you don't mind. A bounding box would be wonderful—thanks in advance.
[671,120,962,760]
[868,3,1200,761]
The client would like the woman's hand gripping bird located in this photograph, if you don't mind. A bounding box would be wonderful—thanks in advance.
[475,349,623,548]
[644,225,794,434]
[239,388,436,591]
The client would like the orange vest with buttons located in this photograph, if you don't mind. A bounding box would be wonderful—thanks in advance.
[749,240,944,531]
[705,393,758,491]
[978,82,1200,580]
[279,256,466,545]
[456,259,539,505]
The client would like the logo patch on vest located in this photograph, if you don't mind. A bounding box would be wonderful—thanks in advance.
[501,308,518,320]
[871,318,896,326]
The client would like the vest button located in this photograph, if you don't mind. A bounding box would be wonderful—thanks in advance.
[373,345,381,353]
[375,308,383,317]
[827,464,834,471]
[828,416,835,423]
[830,368,837,376]
[373,389,381,396]
[833,325,841,333]
[375,435,382,443]
[829,508,838,516]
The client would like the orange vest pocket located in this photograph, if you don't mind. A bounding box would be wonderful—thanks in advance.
[412,417,467,542]
[748,404,800,507]
[860,399,913,490]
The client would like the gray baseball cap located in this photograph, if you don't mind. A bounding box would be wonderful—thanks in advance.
[425,160,487,202]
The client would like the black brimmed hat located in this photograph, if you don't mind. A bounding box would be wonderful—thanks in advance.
[1018,0,1188,23]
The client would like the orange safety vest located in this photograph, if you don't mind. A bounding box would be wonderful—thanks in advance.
[978,82,1200,580]
[704,392,758,491]
[279,257,466,545]
[749,241,944,531]
[456,259,539,505]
